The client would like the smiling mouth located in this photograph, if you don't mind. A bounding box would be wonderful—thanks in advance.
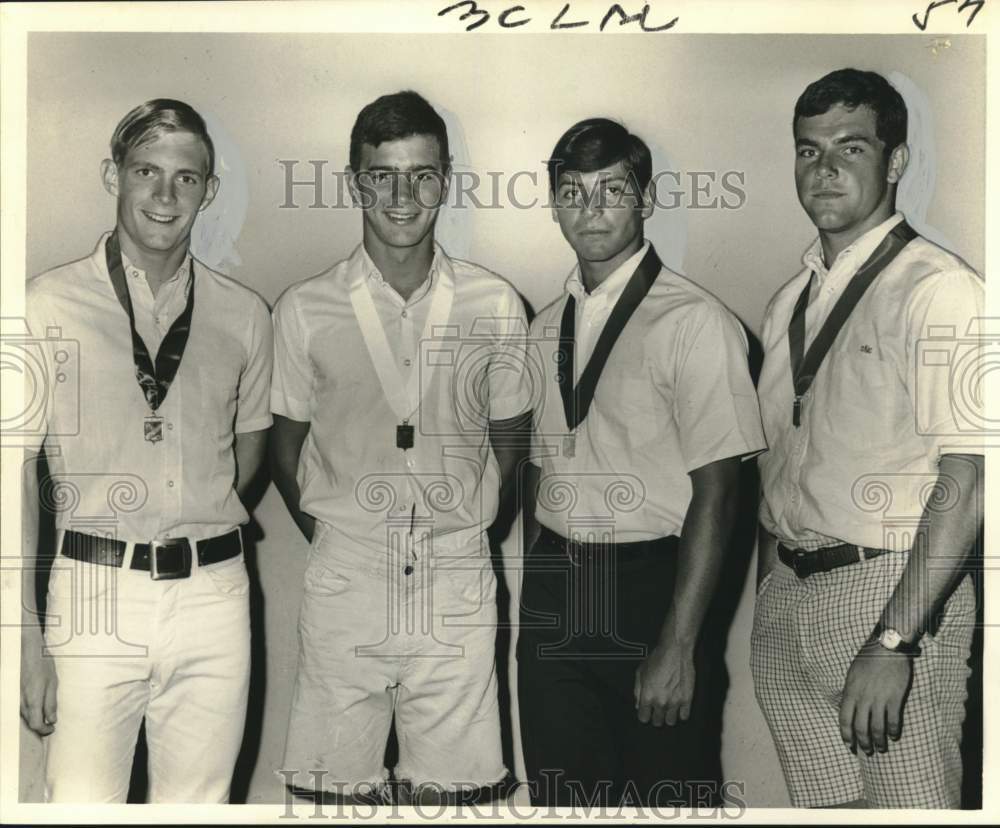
[142,210,179,224]
[385,212,419,225]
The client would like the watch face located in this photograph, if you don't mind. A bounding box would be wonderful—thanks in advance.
[880,628,904,650]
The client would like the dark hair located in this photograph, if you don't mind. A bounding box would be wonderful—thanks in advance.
[110,98,215,177]
[794,69,907,159]
[547,118,652,194]
[349,90,450,172]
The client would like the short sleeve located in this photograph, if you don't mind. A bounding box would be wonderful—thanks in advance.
[906,268,985,458]
[487,286,533,422]
[674,301,767,472]
[235,294,274,434]
[271,289,314,422]
[21,282,57,452]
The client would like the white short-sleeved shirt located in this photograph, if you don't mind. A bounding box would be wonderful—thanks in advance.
[25,232,274,541]
[531,245,767,542]
[758,213,985,551]
[271,243,532,557]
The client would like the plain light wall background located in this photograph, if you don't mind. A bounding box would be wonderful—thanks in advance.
[19,32,985,806]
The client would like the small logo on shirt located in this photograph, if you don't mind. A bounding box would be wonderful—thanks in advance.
[859,344,873,354]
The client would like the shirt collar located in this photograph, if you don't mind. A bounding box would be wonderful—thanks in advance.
[120,249,192,287]
[565,240,650,304]
[91,231,193,286]
[802,212,904,283]
[353,241,447,301]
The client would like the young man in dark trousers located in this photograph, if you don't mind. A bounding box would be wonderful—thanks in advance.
[519,118,766,807]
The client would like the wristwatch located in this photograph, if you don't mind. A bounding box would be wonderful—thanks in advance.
[867,623,921,657]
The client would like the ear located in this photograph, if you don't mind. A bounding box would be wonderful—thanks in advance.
[640,179,655,219]
[438,163,451,207]
[199,175,220,212]
[101,159,119,198]
[886,143,909,185]
[346,164,362,207]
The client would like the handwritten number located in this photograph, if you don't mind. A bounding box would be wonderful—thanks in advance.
[438,0,491,31]
[959,0,985,26]
[912,0,984,30]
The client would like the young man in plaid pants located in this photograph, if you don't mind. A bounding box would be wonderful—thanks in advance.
[752,68,984,809]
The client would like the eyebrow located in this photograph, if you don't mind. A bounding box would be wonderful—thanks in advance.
[364,164,440,172]
[795,134,876,147]
[126,161,204,176]
[557,175,630,186]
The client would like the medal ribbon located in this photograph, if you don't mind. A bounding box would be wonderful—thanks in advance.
[557,244,663,432]
[348,256,454,429]
[104,231,196,412]
[787,220,916,426]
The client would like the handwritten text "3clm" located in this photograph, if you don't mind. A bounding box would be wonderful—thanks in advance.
[438,2,680,32]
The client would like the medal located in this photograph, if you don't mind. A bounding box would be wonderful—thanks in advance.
[563,433,576,458]
[144,414,164,443]
[105,232,194,449]
[396,422,415,450]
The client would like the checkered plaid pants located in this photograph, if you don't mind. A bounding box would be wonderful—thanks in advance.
[751,552,974,808]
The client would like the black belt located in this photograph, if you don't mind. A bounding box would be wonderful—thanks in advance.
[778,541,888,579]
[538,525,678,561]
[61,528,242,580]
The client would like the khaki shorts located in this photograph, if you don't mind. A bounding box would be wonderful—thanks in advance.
[281,522,507,795]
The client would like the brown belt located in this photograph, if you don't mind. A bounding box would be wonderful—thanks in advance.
[60,528,241,580]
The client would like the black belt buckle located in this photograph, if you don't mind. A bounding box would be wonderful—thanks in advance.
[789,548,810,579]
[149,539,192,580]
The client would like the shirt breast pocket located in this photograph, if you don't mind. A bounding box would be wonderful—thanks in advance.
[824,344,901,451]
[592,377,662,449]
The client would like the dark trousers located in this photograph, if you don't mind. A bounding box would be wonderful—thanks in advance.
[517,528,720,807]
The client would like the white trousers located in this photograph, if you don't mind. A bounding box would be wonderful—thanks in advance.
[43,541,251,803]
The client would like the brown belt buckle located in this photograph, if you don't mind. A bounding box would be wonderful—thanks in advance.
[149,539,192,580]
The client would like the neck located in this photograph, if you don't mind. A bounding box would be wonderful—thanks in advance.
[116,228,189,296]
[578,236,644,294]
[819,205,896,268]
[363,232,435,301]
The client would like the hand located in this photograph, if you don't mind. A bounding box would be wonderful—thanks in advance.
[633,642,695,727]
[839,641,913,755]
[20,627,57,736]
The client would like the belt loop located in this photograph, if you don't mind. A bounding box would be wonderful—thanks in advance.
[122,540,138,571]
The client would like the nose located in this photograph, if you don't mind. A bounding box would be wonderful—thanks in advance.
[580,190,604,218]
[390,172,415,207]
[815,149,838,179]
[153,175,176,204]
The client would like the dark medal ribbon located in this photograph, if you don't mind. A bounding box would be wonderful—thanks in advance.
[787,220,916,427]
[105,231,196,443]
[557,244,663,457]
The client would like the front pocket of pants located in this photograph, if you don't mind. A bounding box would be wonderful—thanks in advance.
[304,559,352,597]
[205,557,251,596]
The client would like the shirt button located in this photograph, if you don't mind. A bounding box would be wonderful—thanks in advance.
[401,310,408,318]
[404,359,412,367]
[399,505,407,512]
[167,422,174,431]
[406,458,414,469]
[167,480,175,488]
